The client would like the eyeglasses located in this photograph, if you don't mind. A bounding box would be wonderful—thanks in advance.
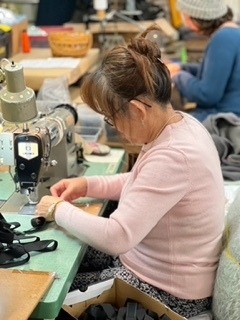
[134,98,152,109]
[103,98,152,127]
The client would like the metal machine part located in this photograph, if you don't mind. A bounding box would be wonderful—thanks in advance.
[0,59,85,211]
[30,104,83,201]
[14,127,51,198]
[0,59,37,123]
[0,104,84,205]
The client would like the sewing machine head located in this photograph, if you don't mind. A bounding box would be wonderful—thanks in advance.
[0,59,83,206]
[11,104,82,203]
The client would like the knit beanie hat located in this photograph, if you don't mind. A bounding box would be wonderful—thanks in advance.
[177,0,228,20]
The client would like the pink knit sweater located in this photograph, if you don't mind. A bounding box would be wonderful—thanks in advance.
[56,113,225,299]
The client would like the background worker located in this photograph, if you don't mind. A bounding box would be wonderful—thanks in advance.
[168,0,240,122]
[36,26,225,318]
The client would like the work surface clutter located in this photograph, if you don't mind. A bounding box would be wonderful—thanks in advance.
[1,1,240,320]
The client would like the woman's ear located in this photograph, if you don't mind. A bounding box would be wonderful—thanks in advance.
[129,99,148,122]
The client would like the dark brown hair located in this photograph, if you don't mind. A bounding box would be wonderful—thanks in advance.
[191,7,233,36]
[80,25,172,122]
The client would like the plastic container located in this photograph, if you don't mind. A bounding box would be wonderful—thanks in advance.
[22,29,31,53]
[75,126,103,142]
[76,104,104,129]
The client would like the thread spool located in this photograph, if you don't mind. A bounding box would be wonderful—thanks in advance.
[93,0,108,20]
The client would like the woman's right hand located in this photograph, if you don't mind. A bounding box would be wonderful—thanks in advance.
[50,177,88,202]
[166,62,181,77]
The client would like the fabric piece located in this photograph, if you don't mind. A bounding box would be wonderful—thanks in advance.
[55,112,225,300]
[203,112,240,180]
[212,188,240,319]
[71,247,212,318]
[177,0,227,20]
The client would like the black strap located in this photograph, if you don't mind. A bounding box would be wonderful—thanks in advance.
[0,239,58,268]
[146,310,159,320]
[126,302,138,320]
[0,214,21,230]
[83,304,116,320]
[23,217,49,234]
[0,244,30,268]
[13,234,40,244]
[117,307,126,320]
[0,220,41,244]
[80,302,172,320]
[101,304,117,320]
[0,212,48,235]
[159,316,171,320]
[21,239,58,253]
[0,213,58,268]
[0,221,14,244]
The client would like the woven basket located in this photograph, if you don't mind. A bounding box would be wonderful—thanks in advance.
[48,31,93,57]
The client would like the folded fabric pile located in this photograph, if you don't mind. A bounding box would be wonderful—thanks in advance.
[203,113,240,181]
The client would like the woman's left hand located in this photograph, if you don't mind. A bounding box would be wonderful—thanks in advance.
[36,195,64,221]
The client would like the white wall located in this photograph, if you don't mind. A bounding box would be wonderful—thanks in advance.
[226,0,240,23]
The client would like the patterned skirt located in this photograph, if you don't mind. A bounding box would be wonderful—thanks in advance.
[70,247,212,318]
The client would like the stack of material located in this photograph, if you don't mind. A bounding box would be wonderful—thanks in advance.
[203,112,240,181]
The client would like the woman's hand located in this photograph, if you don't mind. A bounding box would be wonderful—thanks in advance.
[36,195,64,221]
[166,62,181,77]
[50,177,88,202]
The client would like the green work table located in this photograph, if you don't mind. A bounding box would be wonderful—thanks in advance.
[2,213,84,320]
[0,148,127,319]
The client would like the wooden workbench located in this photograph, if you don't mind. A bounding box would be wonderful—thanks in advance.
[10,47,100,91]
[65,18,178,48]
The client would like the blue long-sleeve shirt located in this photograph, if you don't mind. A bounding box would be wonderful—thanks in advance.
[172,27,240,115]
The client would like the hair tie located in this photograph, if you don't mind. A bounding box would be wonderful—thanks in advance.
[157,57,164,64]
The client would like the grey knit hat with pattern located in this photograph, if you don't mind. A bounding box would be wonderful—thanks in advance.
[177,0,228,20]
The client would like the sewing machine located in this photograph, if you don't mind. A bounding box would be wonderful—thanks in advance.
[0,59,84,214]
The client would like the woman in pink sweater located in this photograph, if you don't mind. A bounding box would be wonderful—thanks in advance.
[36,26,225,318]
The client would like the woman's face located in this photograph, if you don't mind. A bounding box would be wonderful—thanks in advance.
[182,13,200,32]
[105,100,150,145]
[112,99,160,145]
[114,115,146,145]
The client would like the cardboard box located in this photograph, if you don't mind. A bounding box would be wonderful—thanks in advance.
[59,279,186,320]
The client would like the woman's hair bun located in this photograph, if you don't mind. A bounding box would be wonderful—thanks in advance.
[129,25,163,62]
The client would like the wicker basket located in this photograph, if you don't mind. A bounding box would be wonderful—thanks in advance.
[48,31,93,57]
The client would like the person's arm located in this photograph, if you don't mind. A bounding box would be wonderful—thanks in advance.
[49,172,130,201]
[86,172,130,201]
[55,149,189,255]
[181,63,201,76]
[172,31,237,106]
[166,62,200,77]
